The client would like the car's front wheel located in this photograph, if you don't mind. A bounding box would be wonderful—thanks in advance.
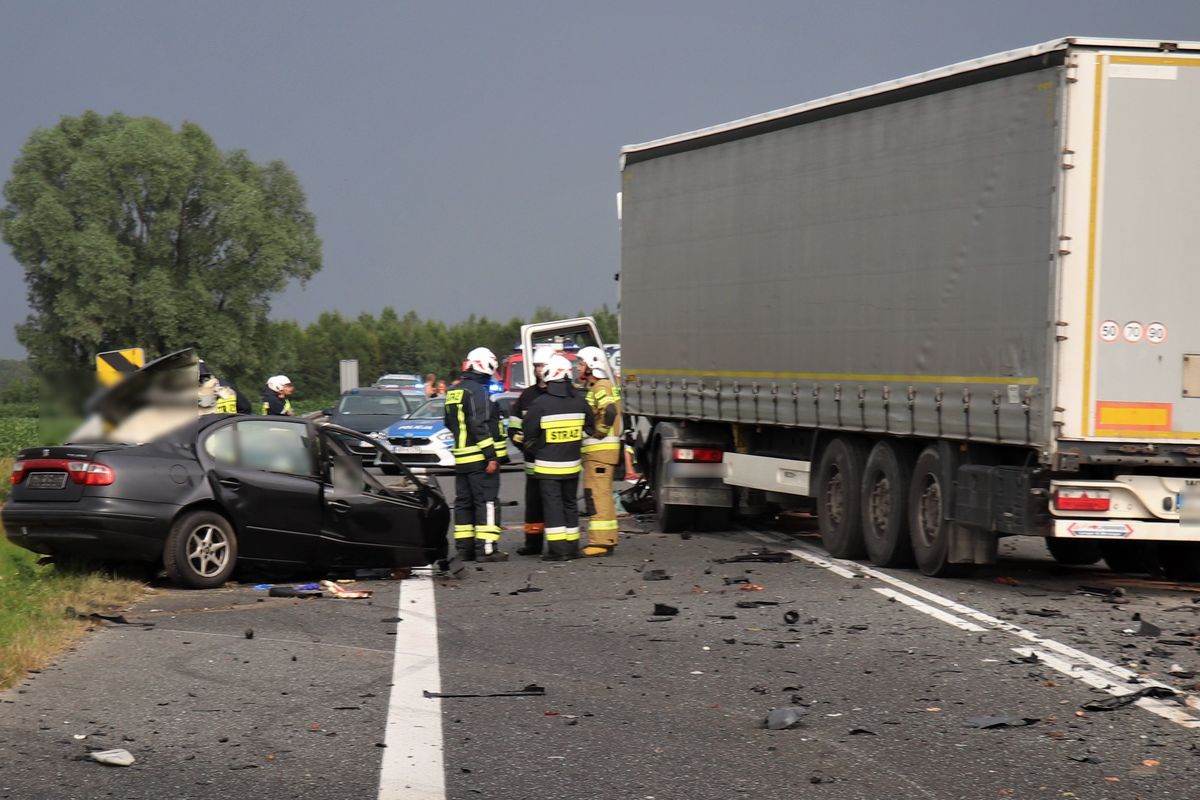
[164,510,238,589]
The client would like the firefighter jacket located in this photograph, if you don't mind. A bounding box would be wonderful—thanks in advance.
[524,380,595,479]
[444,371,498,472]
[260,387,293,416]
[581,377,622,464]
[508,384,545,454]
[490,398,509,463]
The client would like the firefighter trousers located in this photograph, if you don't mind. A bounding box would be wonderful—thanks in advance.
[537,475,580,557]
[453,469,501,554]
[523,467,544,535]
[582,459,618,547]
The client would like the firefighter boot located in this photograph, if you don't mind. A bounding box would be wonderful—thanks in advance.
[581,544,614,557]
[517,524,545,556]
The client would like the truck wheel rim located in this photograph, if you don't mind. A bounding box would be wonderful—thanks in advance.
[868,475,890,533]
[916,477,941,547]
[825,468,844,526]
[186,524,230,577]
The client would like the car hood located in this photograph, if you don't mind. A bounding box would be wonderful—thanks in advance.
[383,419,446,437]
[332,414,406,434]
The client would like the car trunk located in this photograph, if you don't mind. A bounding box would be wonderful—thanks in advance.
[8,445,126,503]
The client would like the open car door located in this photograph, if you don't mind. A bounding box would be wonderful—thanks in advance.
[318,424,450,568]
[519,317,610,387]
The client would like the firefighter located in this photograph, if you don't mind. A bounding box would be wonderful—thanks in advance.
[508,344,555,556]
[198,360,251,415]
[523,354,594,561]
[576,346,623,556]
[444,347,503,562]
[261,375,295,415]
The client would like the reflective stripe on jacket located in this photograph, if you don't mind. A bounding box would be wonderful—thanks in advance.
[523,382,594,480]
[443,372,498,471]
[582,377,622,462]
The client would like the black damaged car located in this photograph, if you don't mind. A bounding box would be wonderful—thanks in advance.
[2,416,450,588]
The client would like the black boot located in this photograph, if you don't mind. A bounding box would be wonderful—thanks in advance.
[516,533,544,556]
[456,544,476,562]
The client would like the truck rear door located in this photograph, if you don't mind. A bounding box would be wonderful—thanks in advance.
[1075,52,1200,441]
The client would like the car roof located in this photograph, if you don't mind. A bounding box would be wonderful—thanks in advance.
[340,387,415,397]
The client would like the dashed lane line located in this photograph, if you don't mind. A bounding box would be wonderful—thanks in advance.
[378,575,446,800]
[749,530,1200,729]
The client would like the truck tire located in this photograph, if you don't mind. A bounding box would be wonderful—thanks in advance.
[860,441,915,567]
[1156,542,1200,582]
[1044,538,1102,566]
[816,437,869,558]
[907,445,968,577]
[654,451,695,533]
[1100,541,1158,574]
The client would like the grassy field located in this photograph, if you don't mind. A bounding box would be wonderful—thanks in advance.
[0,402,147,690]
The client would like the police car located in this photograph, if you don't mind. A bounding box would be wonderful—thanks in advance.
[373,392,522,472]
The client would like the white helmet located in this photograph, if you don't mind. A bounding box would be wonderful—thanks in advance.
[540,354,572,383]
[267,375,292,392]
[466,346,498,376]
[576,346,608,379]
[531,344,557,365]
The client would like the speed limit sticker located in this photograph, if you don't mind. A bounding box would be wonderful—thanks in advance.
[1146,322,1167,344]
[1122,321,1144,343]
[1099,320,1120,342]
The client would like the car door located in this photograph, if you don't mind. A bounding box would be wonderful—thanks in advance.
[200,418,323,564]
[519,317,606,388]
[317,425,446,567]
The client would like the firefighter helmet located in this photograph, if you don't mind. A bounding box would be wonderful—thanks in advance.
[540,354,572,383]
[466,347,498,376]
[576,346,608,379]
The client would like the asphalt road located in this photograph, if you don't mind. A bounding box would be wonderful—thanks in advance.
[5,473,1200,799]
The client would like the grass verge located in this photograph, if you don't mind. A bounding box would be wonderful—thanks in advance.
[0,526,147,691]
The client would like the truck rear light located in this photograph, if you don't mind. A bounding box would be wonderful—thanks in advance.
[1054,488,1111,512]
[9,458,114,486]
[673,447,724,463]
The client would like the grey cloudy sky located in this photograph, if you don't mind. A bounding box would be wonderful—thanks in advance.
[2,0,1198,359]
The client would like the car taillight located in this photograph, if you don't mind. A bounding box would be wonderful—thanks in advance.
[673,447,724,463]
[9,458,114,486]
[1054,488,1110,512]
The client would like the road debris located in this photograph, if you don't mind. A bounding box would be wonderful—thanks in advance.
[764,706,806,730]
[712,551,796,564]
[268,586,322,598]
[423,684,546,699]
[1024,608,1064,618]
[320,580,371,599]
[1125,619,1162,637]
[736,600,781,608]
[90,748,135,766]
[652,603,679,617]
[643,569,671,581]
[1080,685,1176,711]
[783,610,800,625]
[966,714,1040,729]
[739,583,765,592]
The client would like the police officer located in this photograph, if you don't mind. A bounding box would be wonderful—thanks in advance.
[576,346,623,556]
[508,344,555,556]
[444,347,503,562]
[261,375,295,415]
[523,354,594,561]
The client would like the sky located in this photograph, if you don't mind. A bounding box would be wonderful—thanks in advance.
[1,0,1199,359]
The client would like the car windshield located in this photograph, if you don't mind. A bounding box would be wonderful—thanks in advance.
[337,394,411,415]
[377,376,421,388]
[407,398,446,419]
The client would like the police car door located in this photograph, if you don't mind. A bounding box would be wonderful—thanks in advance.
[520,317,608,387]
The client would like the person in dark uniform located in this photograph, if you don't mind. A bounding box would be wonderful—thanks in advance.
[508,345,554,556]
[523,354,595,561]
[444,347,502,562]
[260,375,295,416]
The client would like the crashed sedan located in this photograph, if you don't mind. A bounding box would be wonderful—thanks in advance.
[3,417,450,588]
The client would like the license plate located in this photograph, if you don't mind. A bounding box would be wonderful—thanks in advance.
[27,472,67,489]
[391,446,423,455]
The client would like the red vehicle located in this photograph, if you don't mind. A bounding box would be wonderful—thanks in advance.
[499,350,579,391]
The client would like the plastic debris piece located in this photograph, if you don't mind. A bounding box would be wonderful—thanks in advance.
[1069,754,1102,764]
[1142,759,1160,768]
[244,629,254,640]
[269,587,322,598]
[91,749,135,767]
[991,576,1020,586]
[1024,608,1063,618]
[713,551,796,564]
[1126,620,1163,637]
[253,584,273,591]
[735,600,781,608]
[652,603,679,617]
[848,728,877,735]
[643,569,671,581]
[782,610,801,625]
[739,583,765,592]
[1080,686,1176,711]
[966,715,1040,729]
[764,706,806,730]
[320,580,371,599]
[423,684,545,699]
[296,583,321,591]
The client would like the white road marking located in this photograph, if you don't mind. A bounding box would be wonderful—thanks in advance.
[378,576,446,800]
[751,531,1200,729]
[872,588,986,632]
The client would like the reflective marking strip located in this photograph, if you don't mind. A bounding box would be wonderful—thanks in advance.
[545,527,569,541]
[535,459,581,469]
[564,529,580,541]
[476,437,495,449]
[1081,54,1105,436]
[872,588,986,632]
[1095,401,1172,431]
[534,464,582,475]
[474,529,501,542]
[541,413,586,423]
[378,576,445,800]
[541,419,584,430]
[486,502,495,529]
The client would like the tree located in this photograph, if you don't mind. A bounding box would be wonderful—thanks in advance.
[1,112,321,397]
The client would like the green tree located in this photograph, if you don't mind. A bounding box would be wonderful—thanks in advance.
[1,111,321,397]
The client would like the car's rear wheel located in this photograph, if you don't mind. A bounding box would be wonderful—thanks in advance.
[164,510,238,589]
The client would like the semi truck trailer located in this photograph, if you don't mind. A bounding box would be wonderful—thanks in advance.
[605,36,1200,578]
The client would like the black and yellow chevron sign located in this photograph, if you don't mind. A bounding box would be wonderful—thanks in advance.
[95,348,145,387]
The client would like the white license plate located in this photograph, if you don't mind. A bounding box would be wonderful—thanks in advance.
[391,446,424,455]
[28,472,67,489]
